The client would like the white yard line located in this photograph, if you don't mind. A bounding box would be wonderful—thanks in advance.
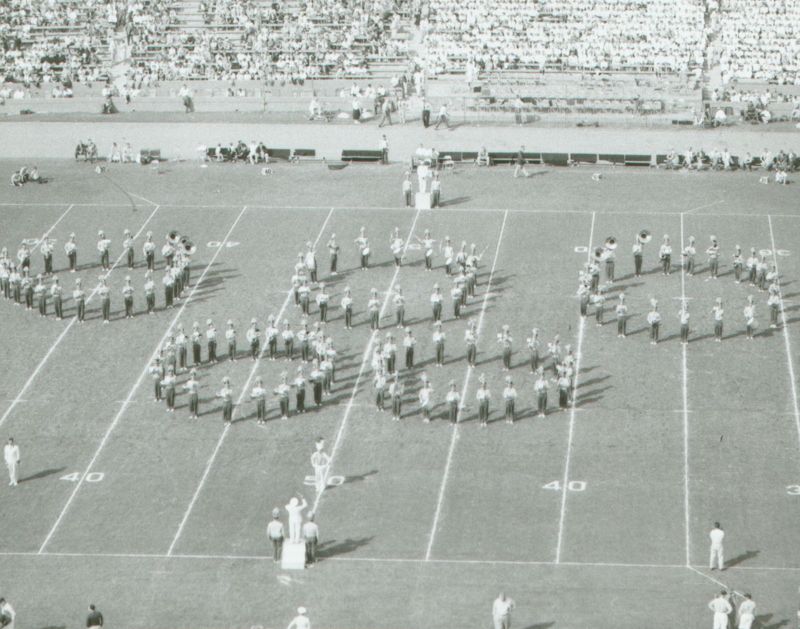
[680,213,691,567]
[681,199,724,215]
[768,215,800,472]
[166,207,335,557]
[37,206,248,554]
[424,210,509,562]
[311,208,423,515]
[554,211,596,565]
[0,204,159,432]
[128,193,159,206]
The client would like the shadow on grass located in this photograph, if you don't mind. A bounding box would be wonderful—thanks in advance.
[756,614,789,629]
[439,196,472,207]
[522,623,555,629]
[317,536,374,559]
[344,469,378,485]
[19,467,66,484]
[725,549,759,569]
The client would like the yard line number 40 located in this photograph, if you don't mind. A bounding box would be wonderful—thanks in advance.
[543,480,586,491]
[60,472,104,483]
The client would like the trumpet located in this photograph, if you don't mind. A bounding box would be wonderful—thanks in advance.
[168,231,181,245]
[637,230,652,244]
[604,237,618,250]
[183,240,197,255]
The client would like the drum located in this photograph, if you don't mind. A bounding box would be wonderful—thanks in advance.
[363,247,370,256]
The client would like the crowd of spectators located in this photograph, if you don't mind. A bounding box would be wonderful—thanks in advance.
[421,0,708,76]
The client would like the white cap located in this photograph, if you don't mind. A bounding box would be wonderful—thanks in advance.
[298,607,307,615]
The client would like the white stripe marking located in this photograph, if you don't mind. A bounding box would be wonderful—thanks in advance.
[554,210,595,564]
[424,210,509,561]
[680,212,692,567]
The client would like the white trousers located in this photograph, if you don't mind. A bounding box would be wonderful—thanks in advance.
[290,522,302,542]
[710,545,724,569]
[713,611,728,629]
[6,462,17,486]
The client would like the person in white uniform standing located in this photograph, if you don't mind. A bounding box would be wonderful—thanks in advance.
[709,591,733,629]
[285,495,308,542]
[4,438,20,487]
[710,522,725,570]
[287,607,310,629]
[493,593,515,629]
[737,594,756,629]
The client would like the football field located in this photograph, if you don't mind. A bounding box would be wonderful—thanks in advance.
[1,159,800,629]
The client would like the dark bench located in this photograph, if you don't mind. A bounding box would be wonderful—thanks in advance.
[570,153,597,164]
[268,148,292,161]
[542,152,570,166]
[624,154,652,167]
[488,152,542,165]
[292,149,316,160]
[598,154,626,165]
[342,149,383,163]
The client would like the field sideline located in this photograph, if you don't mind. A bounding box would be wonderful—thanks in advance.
[0,159,799,629]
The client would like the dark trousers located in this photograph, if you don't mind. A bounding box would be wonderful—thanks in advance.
[208,340,217,362]
[467,345,477,366]
[38,296,47,316]
[305,538,317,563]
[268,339,277,359]
[146,293,155,313]
[77,300,85,321]
[370,312,379,330]
[54,296,63,319]
[634,255,642,276]
[44,254,53,274]
[101,297,110,321]
[537,393,547,415]
[618,317,627,336]
[127,248,134,268]
[69,252,77,271]
[296,389,305,413]
[189,393,199,416]
[436,344,445,365]
[319,303,328,322]
[251,341,260,360]
[256,400,266,422]
[406,347,414,368]
[271,537,284,562]
[433,303,441,321]
[125,297,133,317]
[146,252,154,271]
[193,343,202,364]
[422,110,430,127]
[313,382,322,406]
[330,254,338,273]
[222,400,233,422]
[344,307,353,328]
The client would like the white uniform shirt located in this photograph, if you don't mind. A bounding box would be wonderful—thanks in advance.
[493,597,514,618]
[710,527,725,548]
[4,444,20,466]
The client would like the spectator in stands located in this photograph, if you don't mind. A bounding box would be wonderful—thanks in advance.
[352,96,361,124]
[761,148,774,171]
[664,149,680,170]
[476,146,491,167]
[714,108,727,127]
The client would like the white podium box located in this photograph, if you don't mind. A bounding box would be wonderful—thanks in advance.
[281,540,307,570]
[415,192,432,210]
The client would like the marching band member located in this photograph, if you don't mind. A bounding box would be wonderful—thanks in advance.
[756,256,769,291]
[712,298,724,342]
[431,172,441,208]
[74,278,85,322]
[191,322,203,365]
[97,231,111,271]
[123,229,134,269]
[527,328,540,372]
[327,234,340,276]
[419,373,434,422]
[305,241,317,282]
[371,344,384,374]
[294,252,306,276]
[446,381,460,425]
[744,296,756,340]
[9,264,20,304]
[266,315,279,360]
[745,248,759,286]
[578,280,590,317]
[456,241,468,269]
[316,283,330,323]
[557,369,572,410]
[768,285,780,328]
[181,251,191,287]
[183,369,200,419]
[404,327,416,369]
[431,283,443,322]
[706,237,720,280]
[34,274,47,316]
[498,325,512,370]
[162,237,175,269]
[282,321,294,360]
[0,251,9,299]
[122,275,134,318]
[659,235,672,276]
[275,372,291,420]
[390,227,404,267]
[732,245,744,284]
[616,294,628,338]
[292,366,306,414]
[455,268,468,306]
[171,259,183,300]
[503,376,517,424]
[17,241,30,272]
[381,332,396,373]
[588,258,600,293]
[477,375,491,426]
[433,321,446,366]
[51,276,63,320]
[161,366,177,413]
[604,245,615,283]
[21,269,33,309]
[251,376,267,425]
[766,263,779,287]
[226,319,237,361]
[393,285,405,327]
[632,235,644,278]
[298,320,311,362]
[683,236,696,276]
[144,271,156,314]
[418,229,436,271]
[247,318,260,361]
[373,367,387,412]
[442,237,454,276]
[162,269,174,309]
[98,276,111,323]
[368,288,381,330]
[548,335,561,375]
[647,299,661,345]
[41,236,54,275]
[593,287,605,326]
[217,376,234,422]
[465,320,478,368]
[451,280,463,319]
[534,368,549,418]
[325,338,338,384]
[143,232,155,271]
[150,355,164,402]
[171,324,185,371]
[292,267,305,306]
[390,373,404,421]
[299,277,311,315]
[341,286,354,329]
[467,244,482,288]
[206,319,218,362]
[355,227,370,270]
[403,172,413,208]
[65,233,77,272]
[678,302,690,344]
[164,335,177,373]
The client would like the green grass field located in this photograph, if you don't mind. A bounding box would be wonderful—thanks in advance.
[1,159,800,629]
